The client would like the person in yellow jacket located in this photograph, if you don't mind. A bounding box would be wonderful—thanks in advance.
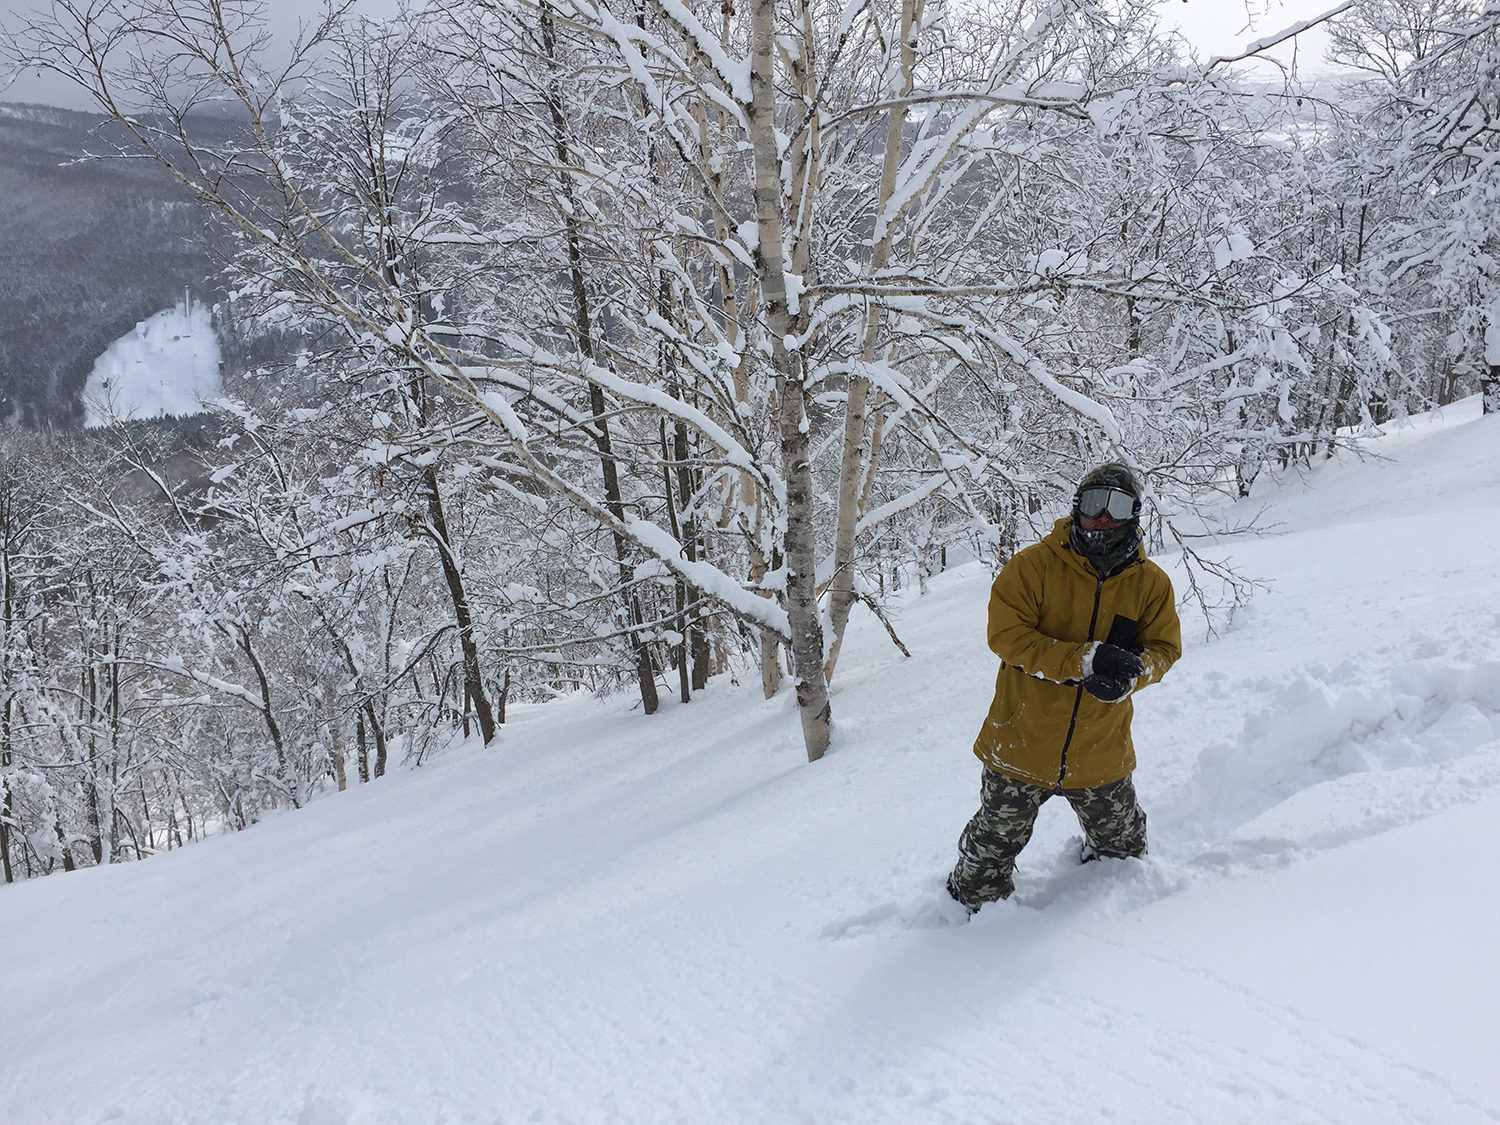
[946,463,1182,913]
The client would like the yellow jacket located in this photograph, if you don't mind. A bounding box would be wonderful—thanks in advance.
[973,518,1181,789]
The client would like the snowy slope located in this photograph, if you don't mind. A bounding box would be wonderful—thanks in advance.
[82,298,221,427]
[3,399,1498,1125]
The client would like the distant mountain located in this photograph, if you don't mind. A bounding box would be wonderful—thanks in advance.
[0,103,224,429]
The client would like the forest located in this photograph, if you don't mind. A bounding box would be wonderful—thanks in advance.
[0,0,1495,882]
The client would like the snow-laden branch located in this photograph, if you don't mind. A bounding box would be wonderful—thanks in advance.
[444,361,792,642]
[1201,2,1356,74]
[625,519,788,635]
[647,0,752,103]
[497,338,779,501]
[149,655,265,708]
[856,473,947,536]
[969,324,1123,444]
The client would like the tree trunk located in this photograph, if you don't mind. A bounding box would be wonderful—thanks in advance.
[373,706,389,777]
[824,0,920,684]
[0,779,13,884]
[759,546,783,700]
[80,660,104,865]
[356,712,370,782]
[750,0,830,761]
[823,369,871,684]
[54,817,75,872]
[237,625,299,801]
[542,0,658,715]
[693,91,765,698]
[421,466,498,743]
[691,600,711,691]
[324,680,347,792]
[659,420,692,704]
[673,419,710,693]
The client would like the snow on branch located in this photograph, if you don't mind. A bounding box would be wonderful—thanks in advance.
[970,324,1124,445]
[856,474,948,537]
[151,656,265,709]
[501,338,775,497]
[455,377,791,643]
[646,0,752,103]
[625,518,789,636]
[1201,2,1356,74]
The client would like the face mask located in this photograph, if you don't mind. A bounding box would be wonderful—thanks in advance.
[1069,520,1143,577]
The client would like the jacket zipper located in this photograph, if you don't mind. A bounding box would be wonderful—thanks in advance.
[1056,575,1104,789]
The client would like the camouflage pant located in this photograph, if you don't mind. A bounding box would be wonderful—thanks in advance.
[947,768,1147,908]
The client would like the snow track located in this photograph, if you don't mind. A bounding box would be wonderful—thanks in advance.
[2,398,1498,1123]
[1140,647,1500,872]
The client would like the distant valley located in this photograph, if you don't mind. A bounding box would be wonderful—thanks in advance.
[0,103,222,428]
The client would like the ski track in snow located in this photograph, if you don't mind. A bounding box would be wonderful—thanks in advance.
[2,398,1498,1123]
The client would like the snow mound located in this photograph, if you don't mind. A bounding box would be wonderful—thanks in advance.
[82,297,221,427]
[1175,657,1500,854]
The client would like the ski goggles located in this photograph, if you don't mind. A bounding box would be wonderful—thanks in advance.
[1076,487,1139,521]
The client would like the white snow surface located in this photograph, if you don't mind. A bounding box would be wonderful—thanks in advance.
[82,299,221,427]
[4,399,1500,1124]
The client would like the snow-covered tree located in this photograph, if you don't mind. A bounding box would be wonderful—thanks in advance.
[6,0,1483,830]
[1325,0,1500,414]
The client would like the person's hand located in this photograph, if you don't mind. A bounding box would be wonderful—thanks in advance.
[1090,642,1145,680]
[1083,673,1133,703]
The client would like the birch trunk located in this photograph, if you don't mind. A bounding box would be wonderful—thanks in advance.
[0,779,11,883]
[692,70,780,700]
[824,0,921,683]
[323,679,348,792]
[749,0,829,760]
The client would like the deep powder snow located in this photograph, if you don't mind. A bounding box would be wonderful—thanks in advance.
[2,398,1497,1124]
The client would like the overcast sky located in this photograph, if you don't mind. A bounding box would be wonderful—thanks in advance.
[0,0,1348,111]
[1162,0,1348,72]
[0,0,400,108]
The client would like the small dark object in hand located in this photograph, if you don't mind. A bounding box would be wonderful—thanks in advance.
[1091,642,1145,679]
[1083,674,1132,703]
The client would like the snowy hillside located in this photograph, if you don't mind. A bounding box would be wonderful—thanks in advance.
[3,399,1497,1124]
[82,297,221,427]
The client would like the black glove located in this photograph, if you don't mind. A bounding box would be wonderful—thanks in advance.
[1083,673,1133,703]
[1090,642,1145,680]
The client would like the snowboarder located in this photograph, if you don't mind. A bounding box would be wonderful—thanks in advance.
[946,463,1182,913]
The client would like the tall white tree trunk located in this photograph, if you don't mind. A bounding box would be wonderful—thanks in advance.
[749,0,829,760]
[824,0,921,683]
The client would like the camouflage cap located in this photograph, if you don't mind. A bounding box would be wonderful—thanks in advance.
[1076,462,1142,500]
